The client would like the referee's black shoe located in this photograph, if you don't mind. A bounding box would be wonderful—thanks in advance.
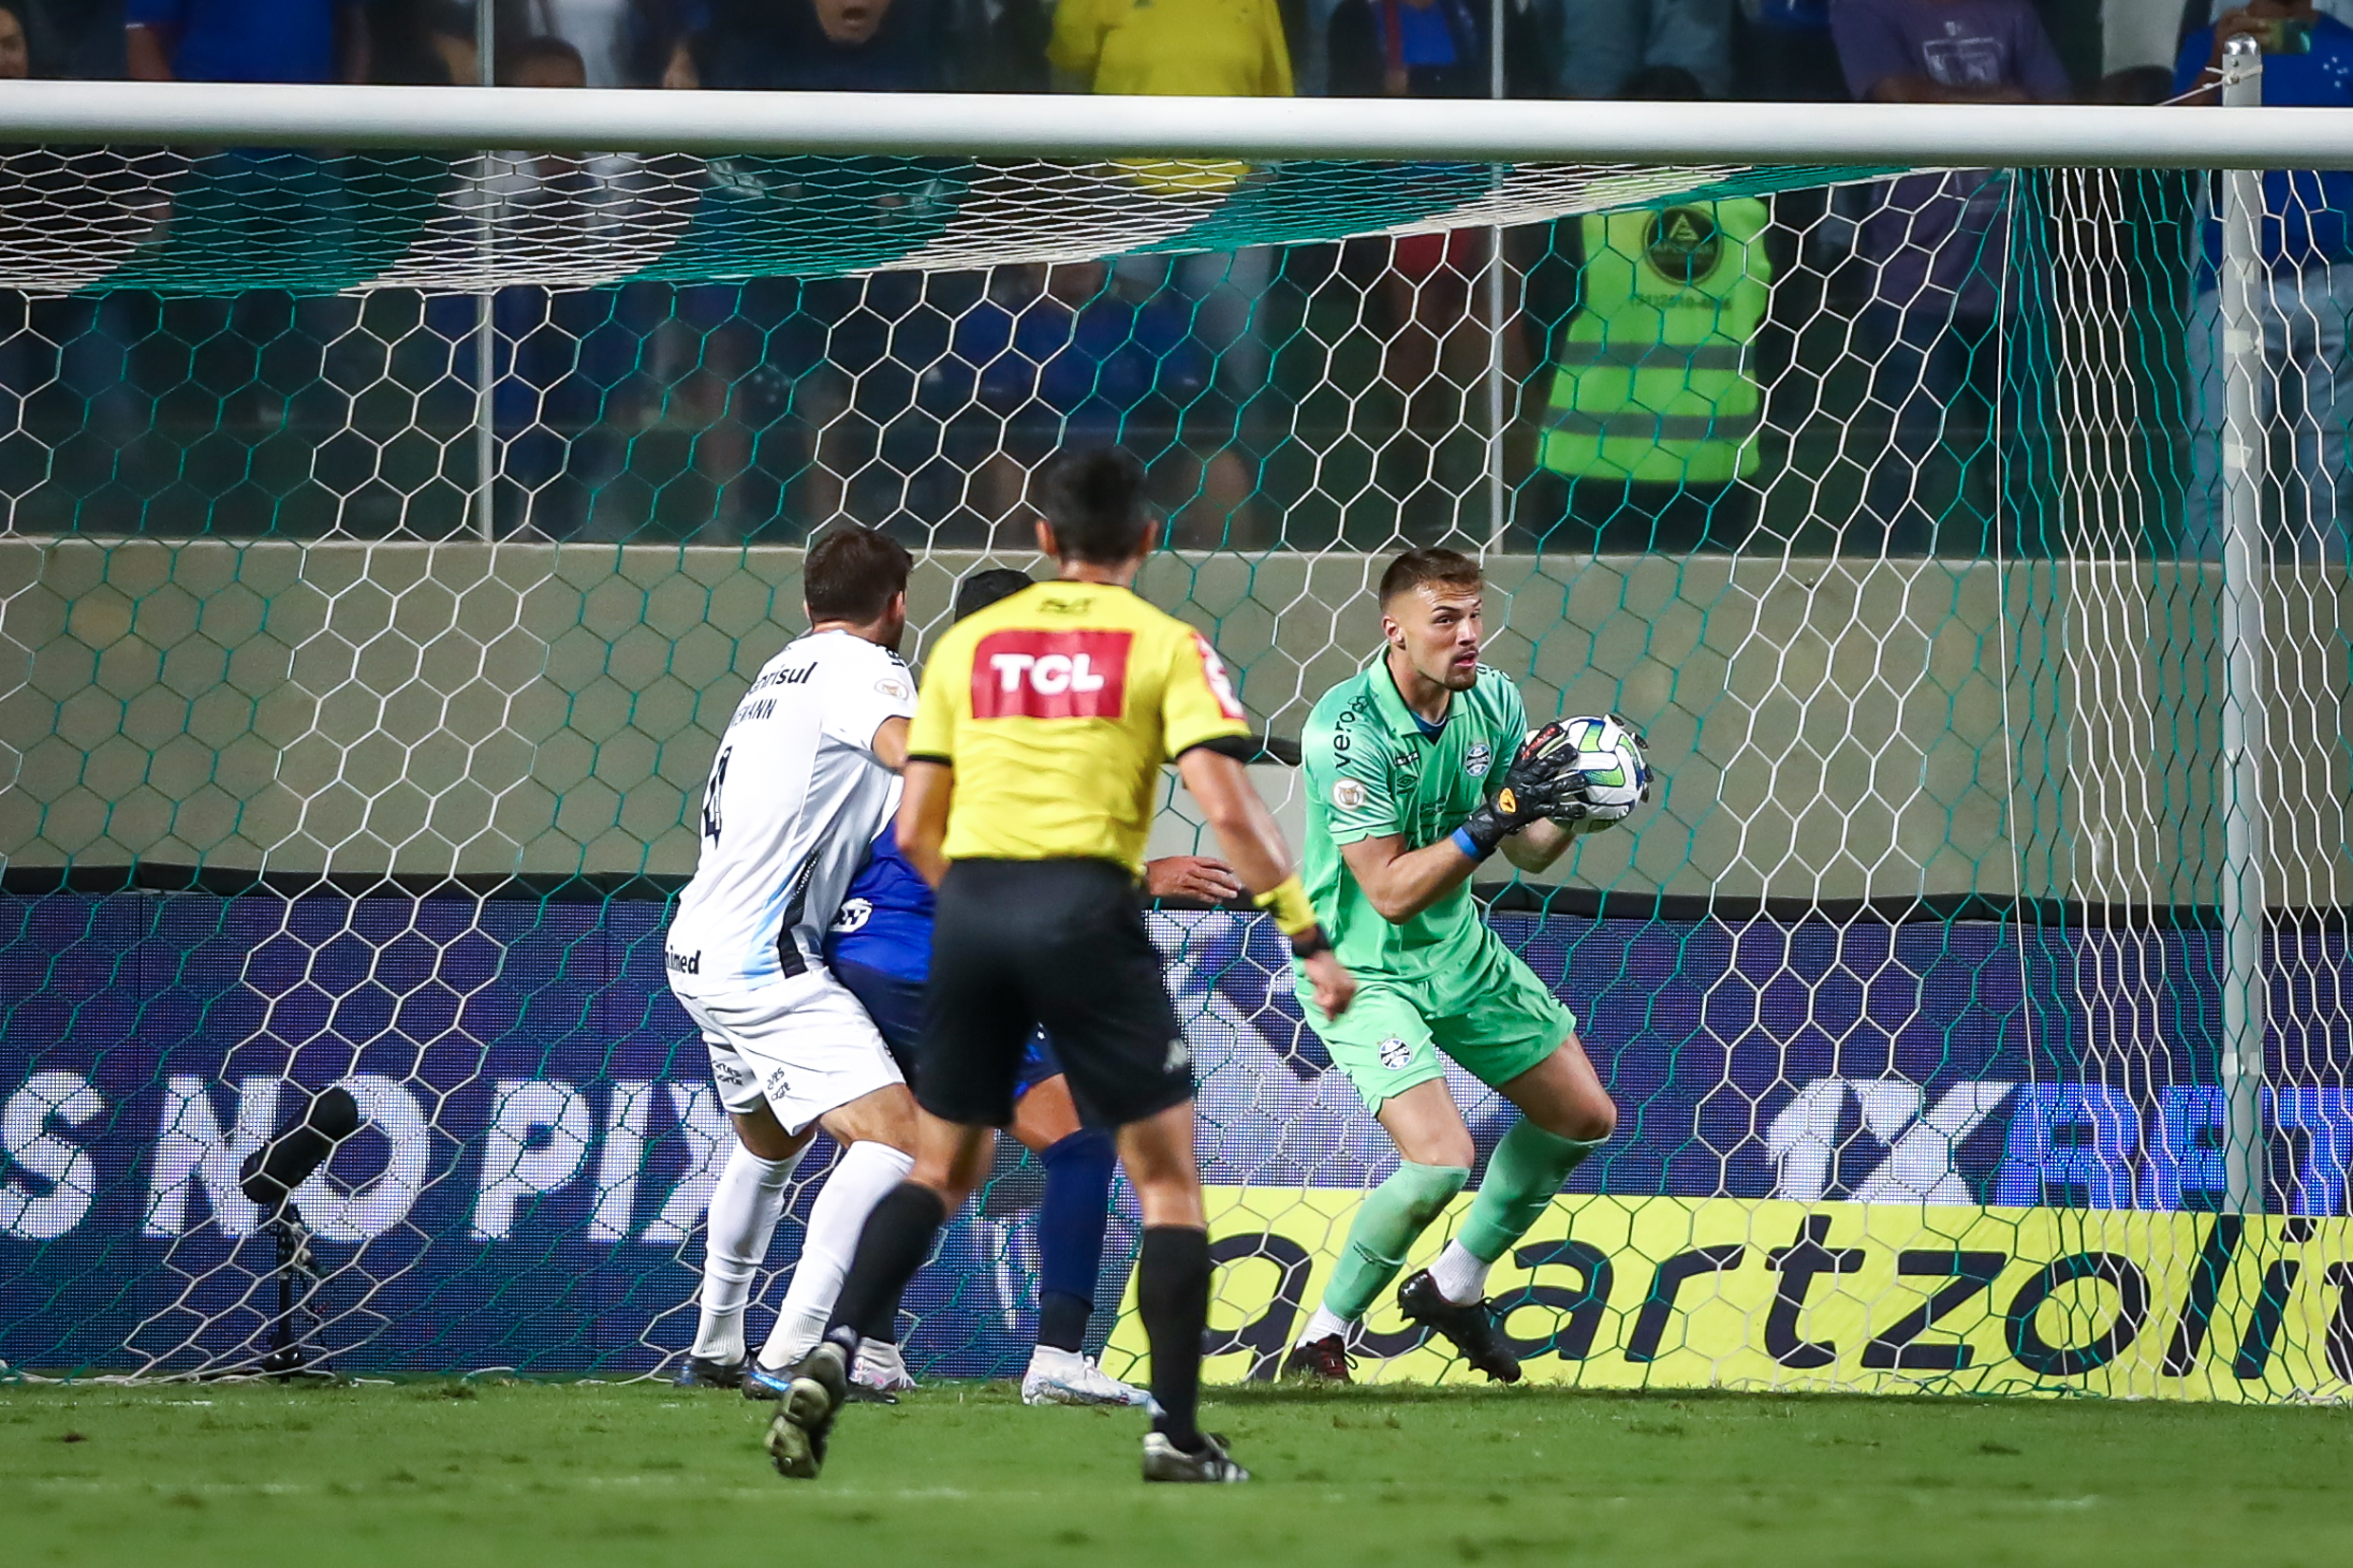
[1398,1269,1522,1384]
[1142,1431,1251,1484]
[764,1341,848,1480]
[671,1353,745,1390]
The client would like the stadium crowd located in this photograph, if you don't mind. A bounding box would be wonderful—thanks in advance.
[0,2,2345,557]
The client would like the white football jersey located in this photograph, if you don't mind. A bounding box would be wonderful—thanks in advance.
[665,629,917,995]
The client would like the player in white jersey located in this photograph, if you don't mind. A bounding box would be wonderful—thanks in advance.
[668,526,924,1398]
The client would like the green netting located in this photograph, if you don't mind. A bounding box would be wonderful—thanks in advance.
[0,146,1884,296]
[4,158,2352,1398]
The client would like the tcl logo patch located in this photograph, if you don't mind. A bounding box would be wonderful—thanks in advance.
[973,630,1131,719]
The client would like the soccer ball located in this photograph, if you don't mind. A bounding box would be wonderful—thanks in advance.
[1552,713,1652,825]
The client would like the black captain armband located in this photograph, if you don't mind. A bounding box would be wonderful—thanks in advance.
[1179,734,1260,763]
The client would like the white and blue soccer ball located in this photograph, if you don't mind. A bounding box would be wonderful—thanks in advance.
[1553,712,1652,825]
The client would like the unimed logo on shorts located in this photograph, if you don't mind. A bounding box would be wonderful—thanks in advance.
[972,630,1131,720]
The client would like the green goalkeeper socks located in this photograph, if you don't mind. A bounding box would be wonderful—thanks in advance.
[1455,1119,1603,1265]
[1320,1160,1471,1322]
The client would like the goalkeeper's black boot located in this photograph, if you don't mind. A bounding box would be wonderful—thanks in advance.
[1398,1269,1522,1384]
[1278,1334,1353,1384]
[764,1339,848,1480]
[671,1353,745,1390]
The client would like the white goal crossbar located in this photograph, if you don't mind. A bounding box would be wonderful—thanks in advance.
[0,80,2345,170]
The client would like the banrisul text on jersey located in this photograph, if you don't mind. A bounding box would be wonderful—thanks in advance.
[665,629,917,994]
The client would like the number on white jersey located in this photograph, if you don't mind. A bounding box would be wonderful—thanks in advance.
[701,747,731,844]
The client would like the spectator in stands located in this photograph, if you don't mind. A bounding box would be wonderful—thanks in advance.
[1327,0,1483,97]
[926,261,1229,540]
[2175,1,2353,560]
[495,0,638,84]
[1526,64,1769,552]
[126,0,371,82]
[1830,0,2067,553]
[123,2,378,517]
[963,0,1051,90]
[476,34,650,537]
[1326,0,1531,463]
[658,0,955,536]
[1047,0,1291,95]
[669,0,952,89]
[369,0,475,82]
[0,2,28,78]
[1835,0,2067,105]
[1735,0,1845,101]
[1554,0,1732,100]
[1049,0,1292,517]
[2177,0,2353,36]
[24,1,128,77]
[498,25,584,82]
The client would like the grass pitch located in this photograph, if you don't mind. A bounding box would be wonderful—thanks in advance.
[7,1378,2348,1568]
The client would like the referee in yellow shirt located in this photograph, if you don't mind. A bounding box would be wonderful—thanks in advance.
[767,449,1355,1485]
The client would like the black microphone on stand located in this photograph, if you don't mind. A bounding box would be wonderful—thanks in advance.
[240,1085,361,1212]
[238,1085,360,1379]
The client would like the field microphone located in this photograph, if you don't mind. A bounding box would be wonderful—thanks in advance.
[239,1085,361,1210]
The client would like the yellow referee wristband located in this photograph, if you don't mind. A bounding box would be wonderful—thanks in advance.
[1254,876,1320,938]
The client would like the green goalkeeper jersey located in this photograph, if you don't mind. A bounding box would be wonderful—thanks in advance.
[1298,659,1529,984]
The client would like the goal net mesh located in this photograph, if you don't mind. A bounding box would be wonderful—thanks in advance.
[3,140,2350,1399]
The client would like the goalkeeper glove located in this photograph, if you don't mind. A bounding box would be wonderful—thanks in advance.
[1452,725,1593,861]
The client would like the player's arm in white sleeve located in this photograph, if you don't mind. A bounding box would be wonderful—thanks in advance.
[823,647,919,770]
[870,717,910,771]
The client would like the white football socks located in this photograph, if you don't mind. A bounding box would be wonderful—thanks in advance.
[1428,1239,1491,1306]
[1296,1303,1354,1347]
[689,1142,802,1362]
[758,1138,916,1370]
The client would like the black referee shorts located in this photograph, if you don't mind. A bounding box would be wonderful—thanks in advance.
[918,858,1193,1131]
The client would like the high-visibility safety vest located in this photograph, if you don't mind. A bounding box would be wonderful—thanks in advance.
[1539,198,1771,488]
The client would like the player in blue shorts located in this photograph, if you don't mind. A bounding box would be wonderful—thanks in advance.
[793,566,1241,1405]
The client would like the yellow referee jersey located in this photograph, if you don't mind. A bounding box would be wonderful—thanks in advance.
[907,581,1251,873]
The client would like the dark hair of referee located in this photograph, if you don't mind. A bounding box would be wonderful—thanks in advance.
[790,449,1359,1485]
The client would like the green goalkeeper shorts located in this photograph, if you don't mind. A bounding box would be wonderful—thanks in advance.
[1297,929,1577,1113]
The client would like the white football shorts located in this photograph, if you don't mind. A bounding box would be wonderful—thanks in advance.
[672,968,904,1134]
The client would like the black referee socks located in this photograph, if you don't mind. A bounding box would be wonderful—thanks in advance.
[1137,1225,1213,1454]
[828,1182,949,1346]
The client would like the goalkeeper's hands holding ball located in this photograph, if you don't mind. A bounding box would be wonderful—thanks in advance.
[1455,725,1599,858]
[1457,719,1652,859]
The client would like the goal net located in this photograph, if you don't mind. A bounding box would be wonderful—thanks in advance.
[3,86,2350,1400]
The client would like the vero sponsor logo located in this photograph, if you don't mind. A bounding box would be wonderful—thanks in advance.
[973,630,1132,720]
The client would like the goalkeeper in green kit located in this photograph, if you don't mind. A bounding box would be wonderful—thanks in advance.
[1283,547,1641,1384]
